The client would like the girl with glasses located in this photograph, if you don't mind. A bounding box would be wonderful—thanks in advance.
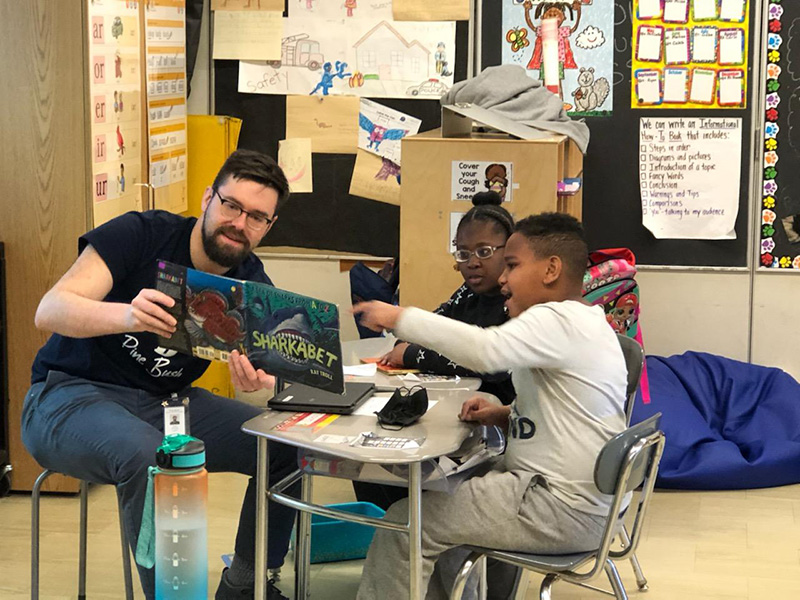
[377,191,516,406]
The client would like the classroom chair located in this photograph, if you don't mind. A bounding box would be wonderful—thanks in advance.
[31,469,134,600]
[615,334,649,591]
[450,413,665,600]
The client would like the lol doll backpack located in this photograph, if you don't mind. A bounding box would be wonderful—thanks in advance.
[582,248,650,405]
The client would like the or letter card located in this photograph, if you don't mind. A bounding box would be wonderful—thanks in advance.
[720,0,746,22]
[689,68,716,104]
[718,70,744,106]
[664,28,690,65]
[663,68,689,103]
[637,26,664,62]
[718,28,745,65]
[691,27,718,63]
[693,0,719,20]
[663,0,689,23]
[635,70,662,105]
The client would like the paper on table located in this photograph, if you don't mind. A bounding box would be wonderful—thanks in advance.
[211,0,284,9]
[278,138,313,193]
[358,99,421,165]
[392,0,470,21]
[285,95,360,154]
[212,11,282,60]
[349,150,401,205]
[343,362,378,377]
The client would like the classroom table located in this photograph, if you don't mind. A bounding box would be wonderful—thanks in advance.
[244,388,490,600]
[342,336,482,392]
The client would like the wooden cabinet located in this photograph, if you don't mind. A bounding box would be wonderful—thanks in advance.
[0,1,91,492]
[399,128,583,310]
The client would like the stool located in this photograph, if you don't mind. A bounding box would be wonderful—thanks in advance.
[31,469,135,600]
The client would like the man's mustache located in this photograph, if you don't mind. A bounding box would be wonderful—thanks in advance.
[215,226,248,244]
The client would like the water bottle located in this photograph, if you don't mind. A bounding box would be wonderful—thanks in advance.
[154,436,208,599]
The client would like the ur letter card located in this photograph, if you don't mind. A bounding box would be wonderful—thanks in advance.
[155,260,344,393]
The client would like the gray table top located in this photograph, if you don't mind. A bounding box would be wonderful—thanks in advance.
[242,388,488,465]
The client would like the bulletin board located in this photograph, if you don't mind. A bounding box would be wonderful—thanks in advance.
[210,0,759,266]
[212,4,470,257]
[759,0,800,269]
[485,0,759,267]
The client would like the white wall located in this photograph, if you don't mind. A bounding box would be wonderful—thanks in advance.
[636,270,751,362]
[258,253,362,343]
[752,272,800,379]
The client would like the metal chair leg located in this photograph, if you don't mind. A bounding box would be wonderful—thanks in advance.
[31,469,54,600]
[116,490,135,600]
[79,480,89,600]
[604,559,629,600]
[450,551,484,599]
[539,573,559,600]
[619,525,648,591]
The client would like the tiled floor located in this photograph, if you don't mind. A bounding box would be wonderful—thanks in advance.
[2,472,800,599]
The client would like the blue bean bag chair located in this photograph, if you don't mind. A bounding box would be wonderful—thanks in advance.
[631,352,800,490]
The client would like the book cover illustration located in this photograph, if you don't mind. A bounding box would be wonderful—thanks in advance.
[156,260,344,393]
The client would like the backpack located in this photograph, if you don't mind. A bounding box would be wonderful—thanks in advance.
[582,248,650,405]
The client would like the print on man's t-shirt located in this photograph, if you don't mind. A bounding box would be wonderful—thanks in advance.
[510,414,536,440]
[122,334,184,379]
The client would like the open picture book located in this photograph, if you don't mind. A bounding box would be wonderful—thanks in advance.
[155,260,345,393]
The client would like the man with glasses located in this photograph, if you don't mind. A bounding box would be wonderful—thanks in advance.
[22,150,295,599]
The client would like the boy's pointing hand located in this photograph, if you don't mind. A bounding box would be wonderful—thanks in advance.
[352,301,404,333]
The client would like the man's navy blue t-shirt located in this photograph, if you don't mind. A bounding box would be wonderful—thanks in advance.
[31,210,272,394]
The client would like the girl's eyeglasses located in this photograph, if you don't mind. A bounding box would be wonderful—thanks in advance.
[452,245,505,263]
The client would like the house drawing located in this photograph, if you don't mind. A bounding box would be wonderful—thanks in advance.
[353,21,431,82]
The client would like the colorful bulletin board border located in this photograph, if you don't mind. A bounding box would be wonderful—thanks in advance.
[631,0,750,109]
[760,0,799,269]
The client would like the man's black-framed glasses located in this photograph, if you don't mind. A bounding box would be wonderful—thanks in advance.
[213,188,274,232]
[452,245,505,263]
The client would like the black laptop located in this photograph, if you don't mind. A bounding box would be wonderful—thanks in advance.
[268,382,376,415]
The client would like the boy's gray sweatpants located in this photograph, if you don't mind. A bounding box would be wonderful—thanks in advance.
[356,468,607,600]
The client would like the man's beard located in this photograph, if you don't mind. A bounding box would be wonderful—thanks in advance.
[201,211,252,268]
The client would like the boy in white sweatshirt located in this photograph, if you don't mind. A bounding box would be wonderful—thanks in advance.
[353,213,628,600]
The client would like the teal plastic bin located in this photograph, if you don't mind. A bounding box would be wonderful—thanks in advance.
[304,501,386,563]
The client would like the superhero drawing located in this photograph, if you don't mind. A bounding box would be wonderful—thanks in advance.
[309,61,351,96]
[359,114,408,152]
